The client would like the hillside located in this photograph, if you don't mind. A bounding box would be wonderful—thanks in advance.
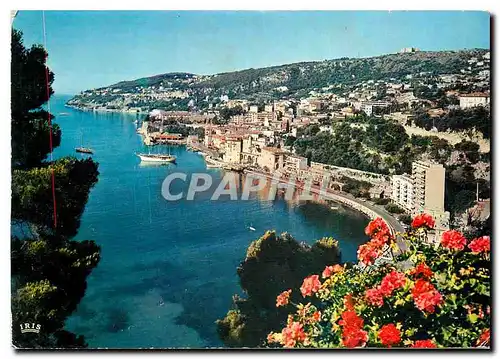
[67,48,488,110]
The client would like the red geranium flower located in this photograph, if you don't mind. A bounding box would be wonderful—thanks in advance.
[365,287,384,307]
[379,271,406,296]
[441,230,467,250]
[411,339,437,348]
[412,279,443,313]
[371,230,391,247]
[322,264,343,278]
[276,289,292,307]
[281,321,307,348]
[357,242,380,265]
[342,326,368,348]
[378,323,401,347]
[468,236,490,253]
[300,275,321,297]
[339,310,364,329]
[411,262,434,280]
[365,217,387,237]
[339,310,367,348]
[411,213,435,229]
[476,329,490,347]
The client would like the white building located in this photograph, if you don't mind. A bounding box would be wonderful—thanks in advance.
[223,137,242,164]
[264,104,274,113]
[390,161,451,242]
[459,93,490,109]
[283,154,308,173]
[391,174,414,212]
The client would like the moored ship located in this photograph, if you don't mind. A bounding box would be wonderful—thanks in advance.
[136,153,176,163]
[75,147,94,154]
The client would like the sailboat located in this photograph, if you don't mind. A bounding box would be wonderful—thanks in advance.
[136,145,176,163]
[75,132,94,154]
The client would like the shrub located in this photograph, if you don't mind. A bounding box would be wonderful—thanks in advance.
[385,203,405,214]
[267,215,490,348]
[373,197,390,206]
[398,214,412,226]
[217,231,342,347]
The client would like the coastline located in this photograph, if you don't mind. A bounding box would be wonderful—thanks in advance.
[65,103,144,115]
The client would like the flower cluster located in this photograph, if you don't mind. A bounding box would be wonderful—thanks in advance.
[281,321,307,348]
[322,264,343,278]
[411,213,435,229]
[468,236,490,254]
[411,279,443,313]
[300,275,321,297]
[276,289,292,307]
[268,213,490,349]
[411,339,437,348]
[365,271,406,307]
[441,230,467,251]
[411,262,433,280]
[378,323,401,347]
[338,310,368,348]
[357,218,393,265]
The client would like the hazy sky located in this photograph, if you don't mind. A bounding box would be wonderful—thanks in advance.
[13,10,490,95]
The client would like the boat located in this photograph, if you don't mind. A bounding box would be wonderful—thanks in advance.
[330,206,339,210]
[136,153,176,163]
[75,132,94,154]
[76,147,94,154]
[249,225,256,231]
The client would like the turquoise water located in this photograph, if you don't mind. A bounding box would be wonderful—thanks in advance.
[49,95,369,348]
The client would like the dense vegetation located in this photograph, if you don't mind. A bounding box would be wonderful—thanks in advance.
[413,107,490,139]
[291,116,413,175]
[267,215,490,348]
[216,231,341,347]
[147,118,205,139]
[11,30,100,348]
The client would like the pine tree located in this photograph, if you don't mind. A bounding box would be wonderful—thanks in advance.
[11,29,100,348]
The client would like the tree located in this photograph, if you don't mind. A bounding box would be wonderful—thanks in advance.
[216,231,341,347]
[11,30,61,168]
[11,30,100,348]
[454,140,480,164]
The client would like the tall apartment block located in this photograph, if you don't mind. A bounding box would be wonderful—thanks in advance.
[391,160,450,239]
[411,160,446,214]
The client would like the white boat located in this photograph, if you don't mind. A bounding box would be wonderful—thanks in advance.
[75,132,94,154]
[249,226,256,231]
[136,153,176,163]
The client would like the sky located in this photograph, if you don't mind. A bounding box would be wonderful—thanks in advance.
[12,11,490,95]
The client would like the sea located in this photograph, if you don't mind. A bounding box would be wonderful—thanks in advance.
[47,95,369,348]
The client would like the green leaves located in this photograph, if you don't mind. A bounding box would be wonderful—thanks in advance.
[12,157,99,238]
[11,30,101,348]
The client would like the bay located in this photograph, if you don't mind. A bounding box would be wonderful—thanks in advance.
[48,95,369,348]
